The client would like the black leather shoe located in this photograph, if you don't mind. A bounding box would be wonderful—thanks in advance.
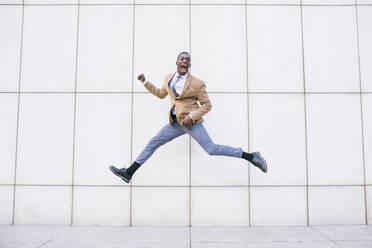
[109,165,132,183]
[251,152,268,173]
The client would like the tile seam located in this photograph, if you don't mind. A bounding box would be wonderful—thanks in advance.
[2,91,371,94]
[11,0,25,225]
[3,184,367,187]
[129,0,136,227]
[245,0,251,227]
[355,0,368,224]
[3,4,370,7]
[70,0,80,226]
[300,0,310,226]
[3,3,371,6]
[189,0,192,244]
[189,0,192,233]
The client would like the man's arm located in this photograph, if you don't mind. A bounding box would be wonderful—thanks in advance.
[188,82,212,121]
[138,74,168,99]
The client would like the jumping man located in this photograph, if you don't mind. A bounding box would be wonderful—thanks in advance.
[109,52,267,183]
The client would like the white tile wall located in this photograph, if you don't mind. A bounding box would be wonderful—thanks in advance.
[132,94,189,186]
[133,5,189,93]
[2,1,370,226]
[0,6,22,92]
[358,6,372,92]
[249,94,307,186]
[132,187,189,226]
[309,186,365,224]
[136,0,188,6]
[14,186,71,224]
[25,0,78,4]
[192,0,244,3]
[306,94,364,185]
[77,5,133,92]
[73,94,132,186]
[191,187,249,226]
[0,0,22,4]
[363,94,372,184]
[191,5,247,92]
[73,186,130,225]
[80,0,133,3]
[247,0,299,4]
[368,186,372,224]
[303,6,359,92]
[0,94,18,184]
[247,6,303,92]
[0,186,13,224]
[191,93,248,186]
[302,0,355,4]
[16,94,75,185]
[250,187,307,225]
[21,6,78,92]
[358,0,372,4]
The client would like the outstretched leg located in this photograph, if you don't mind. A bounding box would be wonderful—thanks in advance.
[186,122,267,173]
[109,122,186,183]
[135,122,186,165]
[186,122,242,158]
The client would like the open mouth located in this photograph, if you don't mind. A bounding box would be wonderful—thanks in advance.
[180,65,188,72]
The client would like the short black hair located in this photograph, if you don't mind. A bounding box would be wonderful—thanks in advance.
[177,51,191,60]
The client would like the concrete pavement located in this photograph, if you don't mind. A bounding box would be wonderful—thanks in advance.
[0,225,371,248]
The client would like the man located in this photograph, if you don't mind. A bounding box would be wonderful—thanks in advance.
[109,52,267,183]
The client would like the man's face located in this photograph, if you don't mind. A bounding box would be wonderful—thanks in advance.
[176,53,191,75]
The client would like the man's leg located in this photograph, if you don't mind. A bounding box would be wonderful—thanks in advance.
[135,121,186,165]
[186,123,267,172]
[186,123,242,158]
[109,121,187,183]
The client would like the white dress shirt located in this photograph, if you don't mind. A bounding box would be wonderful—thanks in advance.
[143,72,193,120]
[169,72,188,97]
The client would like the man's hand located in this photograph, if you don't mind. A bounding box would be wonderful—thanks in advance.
[137,74,145,83]
[183,115,193,129]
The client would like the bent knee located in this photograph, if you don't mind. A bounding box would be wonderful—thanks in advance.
[205,143,218,156]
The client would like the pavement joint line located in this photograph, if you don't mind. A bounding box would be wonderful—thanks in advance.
[37,227,68,248]
[309,226,344,248]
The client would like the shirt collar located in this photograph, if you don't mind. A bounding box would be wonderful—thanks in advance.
[175,72,188,79]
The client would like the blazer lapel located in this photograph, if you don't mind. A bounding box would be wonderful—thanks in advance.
[178,74,192,98]
[165,72,176,98]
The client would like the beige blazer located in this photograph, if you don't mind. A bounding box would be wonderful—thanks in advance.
[143,73,212,126]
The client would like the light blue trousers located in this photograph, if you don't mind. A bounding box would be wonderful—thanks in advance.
[135,120,243,165]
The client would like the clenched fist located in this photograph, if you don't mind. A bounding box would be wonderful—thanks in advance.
[137,74,146,83]
[183,115,193,129]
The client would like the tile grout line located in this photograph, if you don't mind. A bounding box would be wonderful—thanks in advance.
[2,91,370,94]
[70,0,80,226]
[355,0,368,225]
[300,0,310,226]
[11,0,25,225]
[3,3,372,7]
[245,0,251,227]
[189,0,192,231]
[129,0,136,227]
[2,184,369,187]
[189,2,192,246]
[2,183,369,187]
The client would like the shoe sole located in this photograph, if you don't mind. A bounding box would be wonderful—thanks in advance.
[256,152,268,173]
[109,166,131,183]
